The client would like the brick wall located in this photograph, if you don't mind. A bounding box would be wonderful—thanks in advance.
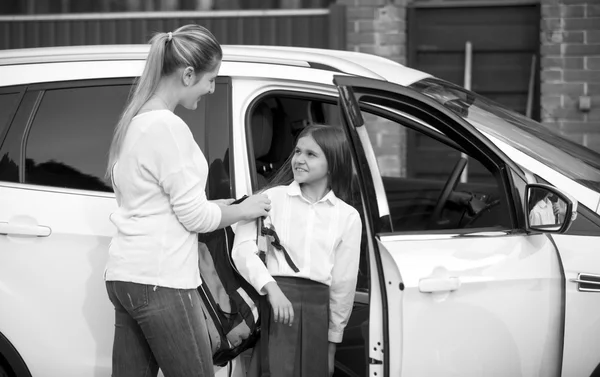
[339,0,408,64]
[337,0,409,176]
[541,0,600,152]
[342,0,600,155]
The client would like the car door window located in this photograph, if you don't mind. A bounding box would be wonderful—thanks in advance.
[362,109,511,231]
[15,79,230,194]
[0,91,21,142]
[24,85,131,192]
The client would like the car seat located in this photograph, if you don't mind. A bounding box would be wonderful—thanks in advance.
[251,101,274,189]
[207,100,279,198]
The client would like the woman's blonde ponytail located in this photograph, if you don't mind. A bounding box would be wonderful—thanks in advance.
[106,24,222,181]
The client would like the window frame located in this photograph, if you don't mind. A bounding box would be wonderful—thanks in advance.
[20,78,133,193]
[1,76,233,197]
[358,101,515,234]
[333,76,524,235]
[0,85,26,151]
[204,76,233,199]
[243,90,339,192]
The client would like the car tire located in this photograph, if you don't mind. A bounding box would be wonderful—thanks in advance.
[0,364,10,377]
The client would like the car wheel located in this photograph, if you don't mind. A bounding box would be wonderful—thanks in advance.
[0,364,10,377]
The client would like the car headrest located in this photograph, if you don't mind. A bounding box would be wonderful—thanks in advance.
[251,102,273,160]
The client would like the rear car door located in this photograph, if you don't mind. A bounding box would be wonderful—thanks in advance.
[334,76,564,377]
[0,76,233,377]
[0,80,129,377]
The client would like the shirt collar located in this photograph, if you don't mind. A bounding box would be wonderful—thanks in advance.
[287,181,338,205]
[537,198,550,208]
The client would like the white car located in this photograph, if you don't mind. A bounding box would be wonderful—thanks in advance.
[1,45,600,377]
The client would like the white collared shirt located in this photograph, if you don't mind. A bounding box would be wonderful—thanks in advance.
[529,198,556,226]
[232,181,362,343]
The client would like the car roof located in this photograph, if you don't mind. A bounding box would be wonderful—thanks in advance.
[0,44,430,87]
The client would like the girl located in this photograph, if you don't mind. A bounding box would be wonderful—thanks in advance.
[528,189,555,226]
[104,24,271,377]
[232,124,363,377]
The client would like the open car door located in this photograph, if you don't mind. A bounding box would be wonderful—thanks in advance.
[334,76,564,377]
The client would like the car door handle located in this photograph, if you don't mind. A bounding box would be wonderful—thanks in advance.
[570,273,600,292]
[0,222,51,237]
[419,277,461,293]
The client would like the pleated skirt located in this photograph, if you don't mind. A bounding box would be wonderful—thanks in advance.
[248,277,330,377]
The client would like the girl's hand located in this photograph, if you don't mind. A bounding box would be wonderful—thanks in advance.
[263,282,294,326]
[328,342,337,376]
[238,194,271,220]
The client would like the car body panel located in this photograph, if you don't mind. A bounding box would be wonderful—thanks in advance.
[381,233,563,377]
[0,60,342,87]
[552,234,600,377]
[0,44,430,87]
[0,182,236,375]
[0,183,115,377]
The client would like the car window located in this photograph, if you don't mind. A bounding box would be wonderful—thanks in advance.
[0,91,21,142]
[18,80,229,194]
[361,109,511,232]
[24,85,130,192]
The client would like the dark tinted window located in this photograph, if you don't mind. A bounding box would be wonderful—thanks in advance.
[22,81,229,194]
[25,85,130,192]
[0,92,20,142]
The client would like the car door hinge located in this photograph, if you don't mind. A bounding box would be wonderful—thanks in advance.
[369,358,383,365]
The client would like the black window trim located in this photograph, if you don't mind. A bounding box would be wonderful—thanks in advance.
[20,78,134,191]
[205,76,233,199]
[26,77,135,91]
[0,85,27,151]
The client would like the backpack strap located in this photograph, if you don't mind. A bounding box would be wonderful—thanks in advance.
[259,295,271,377]
[255,217,271,376]
[258,218,299,273]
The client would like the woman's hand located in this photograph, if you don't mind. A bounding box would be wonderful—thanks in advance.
[263,282,294,326]
[211,198,235,207]
[237,194,271,221]
[328,342,337,376]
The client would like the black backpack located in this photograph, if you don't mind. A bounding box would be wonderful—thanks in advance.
[197,196,299,370]
[198,223,261,367]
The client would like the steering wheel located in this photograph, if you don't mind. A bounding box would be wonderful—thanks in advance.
[429,156,468,228]
[462,199,502,228]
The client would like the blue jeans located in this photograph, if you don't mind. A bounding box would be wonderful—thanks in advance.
[105,281,214,377]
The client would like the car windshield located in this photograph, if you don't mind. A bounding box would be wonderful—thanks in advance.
[409,77,600,192]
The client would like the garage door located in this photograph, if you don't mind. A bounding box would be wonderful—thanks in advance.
[406,1,540,182]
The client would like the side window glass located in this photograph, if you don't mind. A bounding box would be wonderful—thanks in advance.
[363,110,511,231]
[25,85,130,192]
[0,92,20,140]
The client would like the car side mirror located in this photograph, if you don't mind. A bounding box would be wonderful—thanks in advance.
[525,184,577,233]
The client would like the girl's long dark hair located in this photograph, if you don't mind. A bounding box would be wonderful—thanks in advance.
[262,124,355,204]
[528,188,551,213]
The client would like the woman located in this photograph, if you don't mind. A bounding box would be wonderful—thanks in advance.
[104,24,271,377]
